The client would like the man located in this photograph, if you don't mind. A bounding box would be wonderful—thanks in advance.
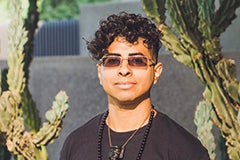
[60,12,210,160]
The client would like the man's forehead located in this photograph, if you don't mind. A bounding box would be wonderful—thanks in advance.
[113,36,145,45]
[104,52,145,56]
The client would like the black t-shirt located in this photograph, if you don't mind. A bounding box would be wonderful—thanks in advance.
[60,110,210,160]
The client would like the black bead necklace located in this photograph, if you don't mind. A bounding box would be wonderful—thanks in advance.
[97,110,154,160]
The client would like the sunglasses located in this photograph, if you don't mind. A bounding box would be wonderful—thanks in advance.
[98,54,155,68]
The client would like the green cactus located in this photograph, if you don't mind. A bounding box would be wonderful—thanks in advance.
[0,0,69,159]
[142,0,240,159]
[22,0,41,133]
[194,101,216,160]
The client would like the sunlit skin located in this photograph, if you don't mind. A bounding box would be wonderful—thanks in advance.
[97,36,162,132]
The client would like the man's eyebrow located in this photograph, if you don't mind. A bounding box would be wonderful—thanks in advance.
[105,52,144,56]
[129,52,144,56]
[104,53,121,56]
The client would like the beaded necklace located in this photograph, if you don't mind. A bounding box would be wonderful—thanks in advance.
[97,110,154,160]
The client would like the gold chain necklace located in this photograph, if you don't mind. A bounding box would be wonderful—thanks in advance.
[107,110,154,159]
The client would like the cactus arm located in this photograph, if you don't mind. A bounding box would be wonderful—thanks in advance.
[7,46,26,94]
[21,89,41,132]
[32,91,69,146]
[0,92,16,133]
[198,56,240,159]
[142,0,195,68]
[212,0,240,36]
[196,0,222,61]
[195,53,239,133]
[6,0,27,93]
[7,132,36,159]
[194,101,216,160]
[216,58,240,105]
[159,24,194,68]
[210,84,240,160]
[142,0,166,24]
[166,0,200,50]
[196,0,215,39]
[0,92,32,158]
[0,91,69,160]
[196,0,222,60]
[22,0,41,133]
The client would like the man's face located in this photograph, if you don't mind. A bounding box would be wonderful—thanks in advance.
[97,36,162,106]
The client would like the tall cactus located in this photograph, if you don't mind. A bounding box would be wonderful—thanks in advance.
[0,0,69,159]
[22,0,41,133]
[142,0,240,159]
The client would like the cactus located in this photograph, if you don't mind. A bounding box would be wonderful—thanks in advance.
[22,0,41,133]
[142,0,240,159]
[194,101,216,160]
[0,0,69,159]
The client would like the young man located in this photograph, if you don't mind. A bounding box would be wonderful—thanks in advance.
[60,12,210,160]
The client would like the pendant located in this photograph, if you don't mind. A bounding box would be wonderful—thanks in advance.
[108,146,124,160]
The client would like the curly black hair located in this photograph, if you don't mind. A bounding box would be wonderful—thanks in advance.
[87,12,162,61]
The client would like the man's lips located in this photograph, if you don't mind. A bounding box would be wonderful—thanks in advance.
[114,81,136,89]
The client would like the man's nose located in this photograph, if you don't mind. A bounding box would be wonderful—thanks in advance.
[118,60,132,76]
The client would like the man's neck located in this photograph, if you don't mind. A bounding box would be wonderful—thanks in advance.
[106,99,153,132]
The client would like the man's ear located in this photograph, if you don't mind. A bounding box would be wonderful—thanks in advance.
[97,64,102,85]
[153,62,163,84]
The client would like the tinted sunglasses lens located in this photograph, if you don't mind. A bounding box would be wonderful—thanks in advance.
[103,56,121,67]
[129,56,148,67]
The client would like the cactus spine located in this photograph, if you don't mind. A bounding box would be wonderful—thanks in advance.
[142,0,240,159]
[0,0,69,159]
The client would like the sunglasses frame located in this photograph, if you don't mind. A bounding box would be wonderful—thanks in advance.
[98,53,156,68]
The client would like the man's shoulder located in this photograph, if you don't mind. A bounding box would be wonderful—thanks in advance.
[155,111,195,137]
[155,111,200,144]
[66,112,105,140]
[154,111,210,159]
[60,113,106,160]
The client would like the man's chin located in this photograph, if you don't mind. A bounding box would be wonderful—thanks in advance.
[112,97,148,109]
